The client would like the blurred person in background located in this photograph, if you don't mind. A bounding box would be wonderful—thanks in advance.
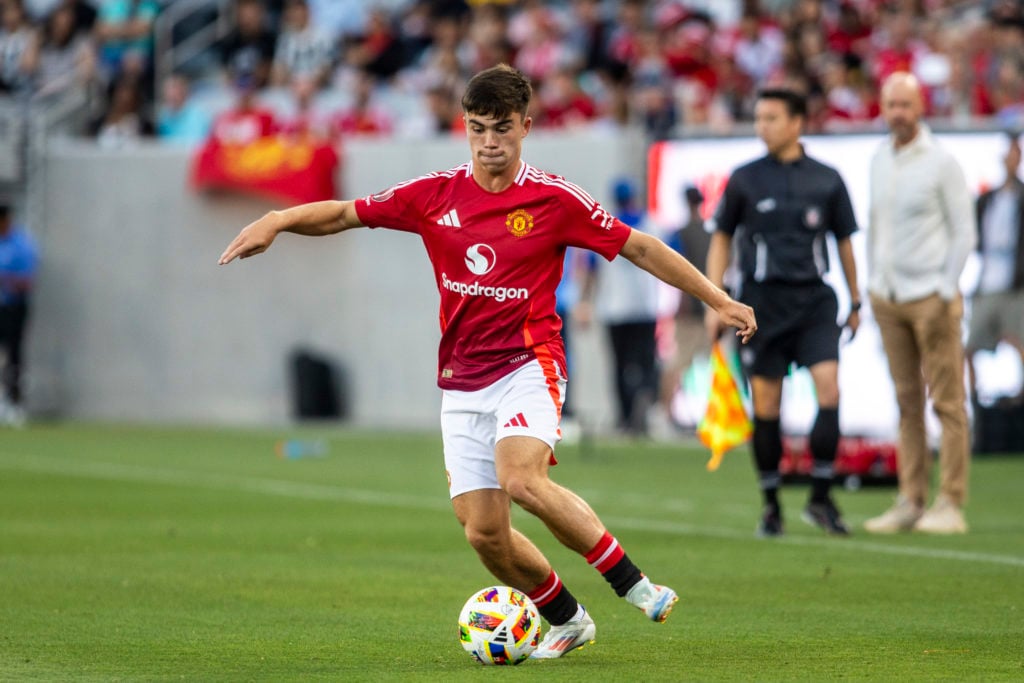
[94,0,160,83]
[219,0,276,90]
[660,185,711,426]
[0,0,37,97]
[0,203,37,427]
[92,72,153,146]
[331,68,391,137]
[156,72,212,146]
[966,133,1024,402]
[578,177,661,438]
[29,2,97,99]
[271,0,334,88]
[705,88,861,538]
[209,73,276,145]
[864,72,975,535]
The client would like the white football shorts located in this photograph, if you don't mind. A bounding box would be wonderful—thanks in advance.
[441,358,565,499]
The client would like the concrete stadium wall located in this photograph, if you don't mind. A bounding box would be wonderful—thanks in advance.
[27,129,646,428]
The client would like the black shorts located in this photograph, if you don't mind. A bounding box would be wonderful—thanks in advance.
[737,280,840,378]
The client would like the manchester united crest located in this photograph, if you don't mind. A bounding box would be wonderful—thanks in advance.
[505,208,534,238]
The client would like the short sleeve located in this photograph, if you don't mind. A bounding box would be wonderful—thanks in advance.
[710,173,743,236]
[561,198,632,261]
[354,180,428,234]
[829,173,858,239]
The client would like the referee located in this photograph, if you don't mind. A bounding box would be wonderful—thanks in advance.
[705,88,861,537]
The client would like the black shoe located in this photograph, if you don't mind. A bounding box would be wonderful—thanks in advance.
[802,498,851,536]
[756,504,784,538]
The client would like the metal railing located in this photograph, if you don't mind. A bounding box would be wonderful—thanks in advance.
[153,0,233,85]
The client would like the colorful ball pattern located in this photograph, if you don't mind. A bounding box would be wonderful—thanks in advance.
[458,585,541,665]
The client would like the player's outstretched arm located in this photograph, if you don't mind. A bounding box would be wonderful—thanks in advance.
[620,228,757,344]
[218,200,365,265]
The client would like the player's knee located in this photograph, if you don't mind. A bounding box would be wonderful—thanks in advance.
[463,523,507,557]
[499,474,544,514]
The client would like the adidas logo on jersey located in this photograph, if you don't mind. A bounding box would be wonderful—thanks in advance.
[503,412,529,428]
[436,209,461,227]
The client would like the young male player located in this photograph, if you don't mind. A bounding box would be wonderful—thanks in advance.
[220,64,757,658]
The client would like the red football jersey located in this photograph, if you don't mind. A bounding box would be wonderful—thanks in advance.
[356,160,632,391]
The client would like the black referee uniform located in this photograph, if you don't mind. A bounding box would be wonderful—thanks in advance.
[713,152,857,375]
[712,150,858,535]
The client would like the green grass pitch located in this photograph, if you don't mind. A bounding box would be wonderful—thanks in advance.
[1,424,1022,681]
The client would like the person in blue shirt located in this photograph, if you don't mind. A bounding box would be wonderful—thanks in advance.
[0,203,37,424]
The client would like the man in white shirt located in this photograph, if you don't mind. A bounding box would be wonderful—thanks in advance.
[864,72,976,535]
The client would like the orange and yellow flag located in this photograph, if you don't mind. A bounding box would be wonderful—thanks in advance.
[697,342,753,471]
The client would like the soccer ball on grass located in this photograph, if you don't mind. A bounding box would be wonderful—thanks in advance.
[458,585,541,665]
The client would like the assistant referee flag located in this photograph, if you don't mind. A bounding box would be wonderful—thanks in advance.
[698,342,752,471]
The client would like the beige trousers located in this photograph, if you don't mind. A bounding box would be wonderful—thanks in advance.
[870,293,971,507]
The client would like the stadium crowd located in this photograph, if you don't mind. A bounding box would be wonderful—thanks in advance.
[2,0,1023,146]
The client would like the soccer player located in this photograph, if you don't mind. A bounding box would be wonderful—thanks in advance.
[219,64,757,658]
[705,88,861,538]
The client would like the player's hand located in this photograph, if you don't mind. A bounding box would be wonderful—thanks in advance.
[715,299,757,345]
[844,309,860,340]
[218,213,280,265]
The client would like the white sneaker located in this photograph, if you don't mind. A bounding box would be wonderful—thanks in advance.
[626,577,679,623]
[529,607,596,659]
[914,495,968,534]
[864,495,923,534]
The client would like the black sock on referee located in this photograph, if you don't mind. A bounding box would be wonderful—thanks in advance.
[809,407,840,503]
[753,417,782,509]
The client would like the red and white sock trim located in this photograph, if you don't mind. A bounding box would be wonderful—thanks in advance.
[528,570,563,607]
[585,532,625,574]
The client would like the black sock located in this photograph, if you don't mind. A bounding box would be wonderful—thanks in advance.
[585,532,644,597]
[528,571,580,626]
[809,408,840,503]
[753,417,782,509]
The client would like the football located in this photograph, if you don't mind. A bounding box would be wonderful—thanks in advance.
[458,585,541,665]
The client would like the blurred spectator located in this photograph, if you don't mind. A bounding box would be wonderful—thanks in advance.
[306,0,369,42]
[510,1,574,84]
[156,72,212,146]
[967,133,1024,401]
[660,184,711,422]
[566,0,612,73]
[60,0,96,35]
[331,69,391,137]
[343,7,406,81]
[220,0,276,90]
[537,68,596,128]
[0,0,36,96]
[733,10,784,88]
[30,3,97,99]
[94,0,160,82]
[278,75,331,139]
[92,73,153,146]
[271,0,334,88]
[210,75,277,145]
[465,3,511,72]
[0,202,37,427]
[422,82,462,136]
[578,177,660,437]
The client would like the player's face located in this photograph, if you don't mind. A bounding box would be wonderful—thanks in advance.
[464,111,531,176]
[881,81,922,145]
[753,99,801,157]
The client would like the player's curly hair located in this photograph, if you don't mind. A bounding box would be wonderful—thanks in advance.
[461,64,532,120]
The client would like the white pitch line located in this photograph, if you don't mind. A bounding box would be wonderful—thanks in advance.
[4,454,1024,569]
